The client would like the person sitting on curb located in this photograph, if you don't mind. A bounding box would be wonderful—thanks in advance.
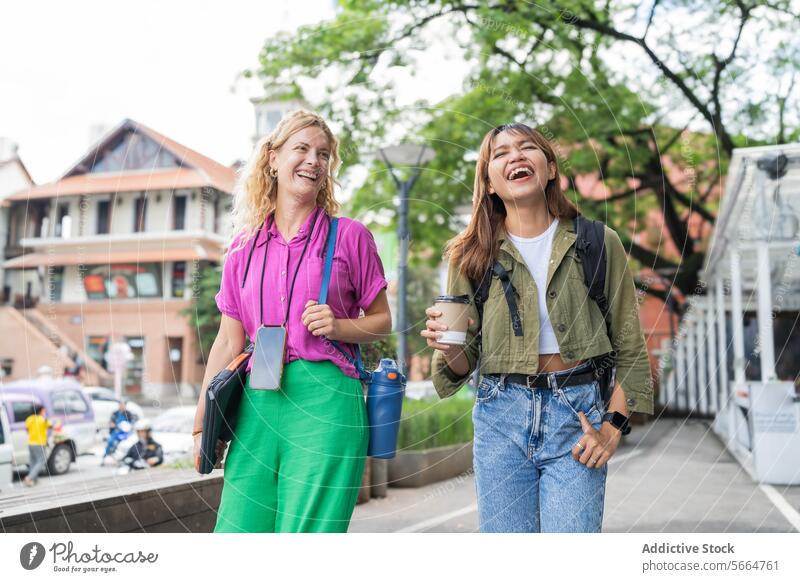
[121,420,163,471]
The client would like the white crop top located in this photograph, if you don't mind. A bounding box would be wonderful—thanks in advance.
[507,218,561,354]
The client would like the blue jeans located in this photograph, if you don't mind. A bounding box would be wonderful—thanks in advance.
[472,362,608,532]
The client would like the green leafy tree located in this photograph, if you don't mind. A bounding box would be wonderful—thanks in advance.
[248,0,799,312]
[183,265,223,362]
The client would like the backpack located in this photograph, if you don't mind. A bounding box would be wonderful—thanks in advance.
[469,214,617,403]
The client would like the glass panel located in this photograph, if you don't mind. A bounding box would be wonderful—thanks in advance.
[133,196,147,232]
[51,392,68,415]
[83,264,162,300]
[49,267,64,301]
[12,402,36,423]
[97,200,111,234]
[172,262,186,298]
[86,336,109,370]
[124,337,145,394]
[173,196,186,230]
[90,131,181,173]
[63,391,88,413]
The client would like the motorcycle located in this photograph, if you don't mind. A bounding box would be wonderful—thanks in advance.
[101,420,132,465]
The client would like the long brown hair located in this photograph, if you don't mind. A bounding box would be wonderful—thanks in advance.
[445,123,578,282]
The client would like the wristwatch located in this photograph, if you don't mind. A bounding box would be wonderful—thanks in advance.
[602,411,631,435]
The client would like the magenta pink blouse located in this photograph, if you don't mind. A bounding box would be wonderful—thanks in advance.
[215,206,388,379]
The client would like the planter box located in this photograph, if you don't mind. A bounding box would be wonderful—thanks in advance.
[387,442,473,488]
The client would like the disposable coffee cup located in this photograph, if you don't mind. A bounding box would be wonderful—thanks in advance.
[433,295,470,345]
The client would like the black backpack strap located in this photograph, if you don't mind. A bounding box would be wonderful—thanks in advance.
[574,214,611,336]
[492,262,523,336]
[471,266,493,325]
[574,214,617,402]
[469,261,523,339]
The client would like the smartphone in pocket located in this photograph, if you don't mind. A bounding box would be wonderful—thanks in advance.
[249,326,287,390]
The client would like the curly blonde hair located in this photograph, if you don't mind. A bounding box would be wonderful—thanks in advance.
[230,109,341,249]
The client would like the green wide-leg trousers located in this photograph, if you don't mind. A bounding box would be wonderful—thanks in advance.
[214,359,368,533]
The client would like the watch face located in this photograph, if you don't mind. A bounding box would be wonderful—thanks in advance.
[604,411,630,432]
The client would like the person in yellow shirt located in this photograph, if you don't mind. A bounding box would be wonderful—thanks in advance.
[24,406,60,487]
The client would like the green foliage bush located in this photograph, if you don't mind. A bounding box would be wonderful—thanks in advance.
[396,394,474,452]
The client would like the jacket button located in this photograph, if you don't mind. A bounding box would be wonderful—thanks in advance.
[557,323,566,333]
[565,350,574,359]
[548,290,556,299]
[626,398,637,407]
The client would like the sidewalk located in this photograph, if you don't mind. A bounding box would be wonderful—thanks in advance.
[350,418,800,532]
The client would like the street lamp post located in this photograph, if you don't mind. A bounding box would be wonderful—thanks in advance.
[377,144,435,375]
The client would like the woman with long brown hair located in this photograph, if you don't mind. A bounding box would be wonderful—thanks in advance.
[423,123,653,532]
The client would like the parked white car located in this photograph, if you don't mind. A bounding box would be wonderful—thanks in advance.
[115,406,196,466]
[0,406,13,492]
[82,387,144,434]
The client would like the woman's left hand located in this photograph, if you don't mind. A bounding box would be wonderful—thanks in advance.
[302,300,340,340]
[572,411,623,469]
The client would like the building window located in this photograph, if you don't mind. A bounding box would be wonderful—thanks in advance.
[173,195,186,230]
[83,263,163,300]
[97,200,111,234]
[134,195,147,232]
[124,336,145,394]
[55,203,71,238]
[49,266,64,301]
[1,357,13,379]
[172,261,186,298]
[87,336,109,370]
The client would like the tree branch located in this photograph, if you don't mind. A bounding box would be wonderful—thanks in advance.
[643,0,661,39]
[564,13,737,154]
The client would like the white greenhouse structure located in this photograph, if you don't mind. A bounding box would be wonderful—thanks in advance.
[658,143,800,485]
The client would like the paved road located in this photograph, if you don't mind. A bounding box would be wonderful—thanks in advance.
[3,417,797,533]
[351,418,800,533]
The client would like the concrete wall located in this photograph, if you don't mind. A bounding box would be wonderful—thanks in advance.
[0,307,74,381]
[0,470,223,533]
[38,301,205,400]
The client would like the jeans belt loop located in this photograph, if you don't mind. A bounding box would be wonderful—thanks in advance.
[546,372,557,391]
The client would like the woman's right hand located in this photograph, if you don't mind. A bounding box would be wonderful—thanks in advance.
[421,306,474,351]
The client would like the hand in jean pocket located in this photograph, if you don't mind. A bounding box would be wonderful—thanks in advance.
[571,411,622,469]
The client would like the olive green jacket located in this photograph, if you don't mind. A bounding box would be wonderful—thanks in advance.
[431,217,654,414]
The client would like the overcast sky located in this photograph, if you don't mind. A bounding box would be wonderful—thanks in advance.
[0,0,338,183]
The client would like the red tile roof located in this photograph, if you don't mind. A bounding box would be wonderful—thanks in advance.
[8,118,237,201]
[8,168,224,200]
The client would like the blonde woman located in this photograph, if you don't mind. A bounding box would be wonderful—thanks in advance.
[193,110,391,533]
[423,123,653,532]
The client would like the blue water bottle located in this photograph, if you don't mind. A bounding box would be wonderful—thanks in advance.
[366,358,406,459]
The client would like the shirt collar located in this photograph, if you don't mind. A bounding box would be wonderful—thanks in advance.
[497,215,575,269]
[256,205,325,247]
[498,215,574,246]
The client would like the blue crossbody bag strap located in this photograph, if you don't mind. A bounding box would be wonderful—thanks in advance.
[318,217,370,381]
